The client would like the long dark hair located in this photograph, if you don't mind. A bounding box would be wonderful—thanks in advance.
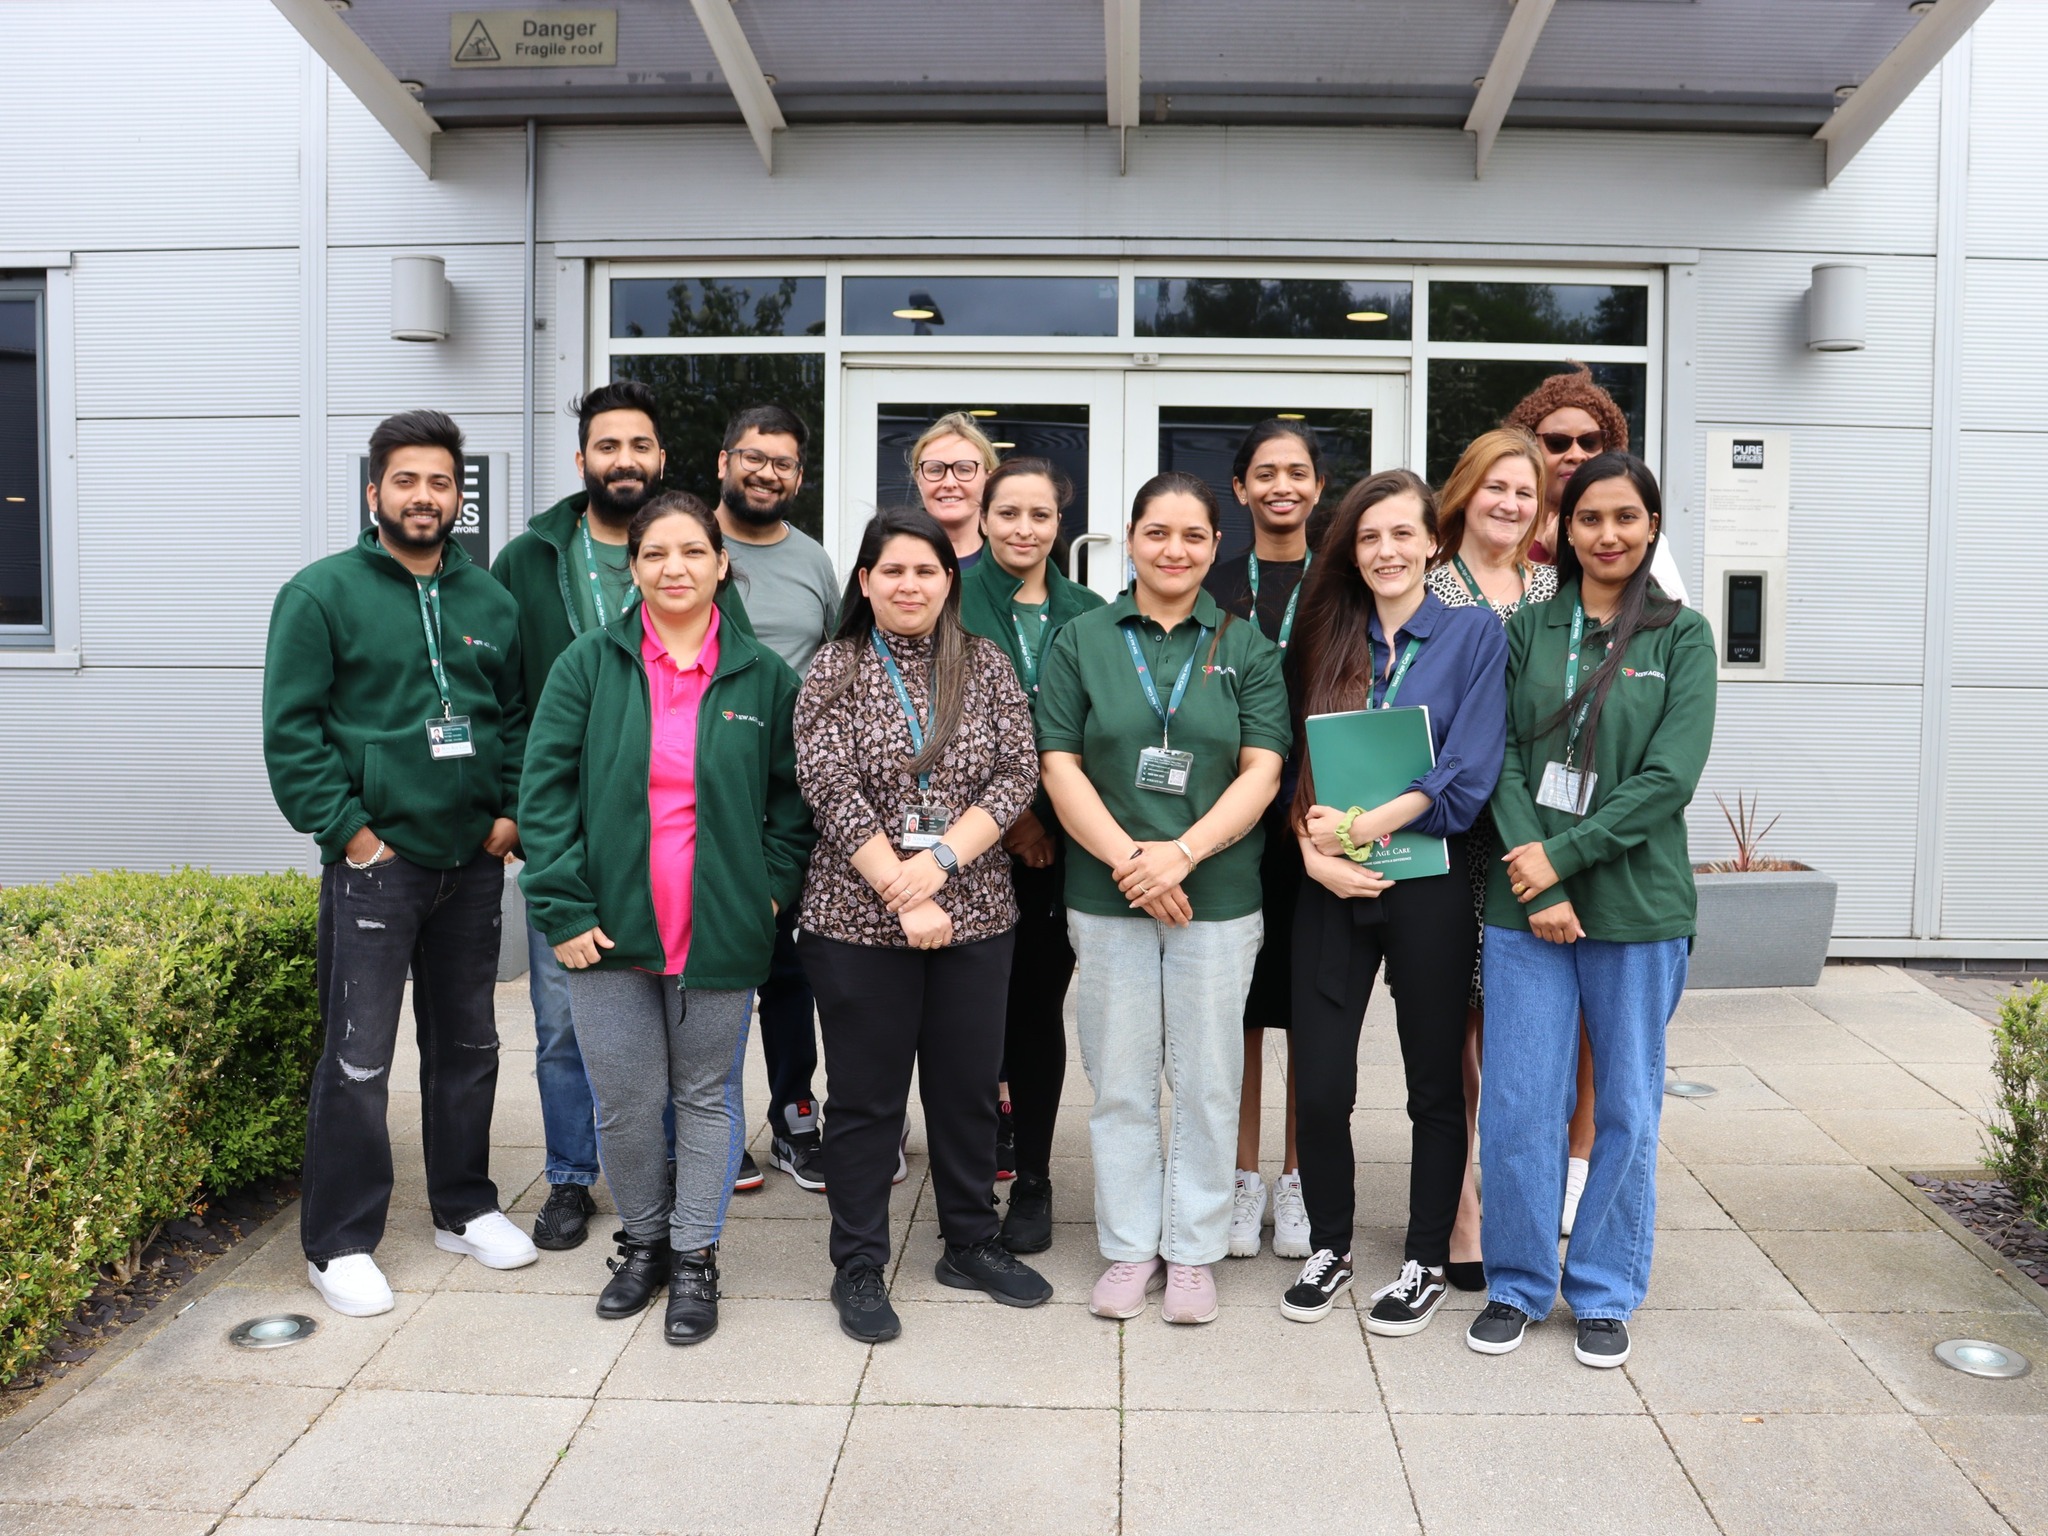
[821,505,972,777]
[1287,469,1438,829]
[1542,452,1679,788]
[982,455,1074,573]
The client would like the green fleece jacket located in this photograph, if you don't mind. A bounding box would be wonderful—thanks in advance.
[518,606,814,989]
[263,528,525,867]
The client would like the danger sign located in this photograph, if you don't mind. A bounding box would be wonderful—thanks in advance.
[450,11,617,68]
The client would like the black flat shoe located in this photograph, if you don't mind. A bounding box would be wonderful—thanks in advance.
[532,1183,597,1251]
[1000,1173,1053,1255]
[832,1262,901,1343]
[664,1246,719,1345]
[936,1238,1052,1307]
[1445,1260,1486,1292]
[595,1231,670,1319]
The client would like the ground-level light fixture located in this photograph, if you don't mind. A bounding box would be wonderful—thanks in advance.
[1346,310,1390,323]
[1934,1339,2030,1379]
[230,1314,318,1350]
[1808,263,1868,352]
[391,255,451,342]
[1666,1076,1717,1098]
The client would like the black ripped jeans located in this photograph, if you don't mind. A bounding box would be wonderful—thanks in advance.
[301,849,505,1263]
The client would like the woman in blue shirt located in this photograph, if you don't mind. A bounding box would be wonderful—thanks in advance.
[1277,470,1509,1332]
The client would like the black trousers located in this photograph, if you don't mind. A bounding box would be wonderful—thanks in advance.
[801,928,1015,1270]
[757,904,820,1128]
[1000,853,1074,1179]
[1290,841,1475,1266]
[302,850,504,1262]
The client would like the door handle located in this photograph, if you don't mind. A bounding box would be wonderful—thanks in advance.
[1070,532,1113,589]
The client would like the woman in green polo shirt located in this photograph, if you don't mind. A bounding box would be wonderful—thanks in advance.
[1465,453,1716,1371]
[959,457,1107,1253]
[1037,471,1291,1326]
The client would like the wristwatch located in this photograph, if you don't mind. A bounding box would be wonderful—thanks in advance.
[930,842,959,874]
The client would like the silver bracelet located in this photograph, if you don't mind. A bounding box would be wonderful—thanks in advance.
[345,839,387,871]
[1172,837,1197,870]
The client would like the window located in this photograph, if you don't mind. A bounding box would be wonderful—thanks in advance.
[1430,282,1647,347]
[610,276,825,339]
[1156,406,1373,561]
[843,276,1117,337]
[1427,360,1646,485]
[1136,278,1413,342]
[0,277,47,639]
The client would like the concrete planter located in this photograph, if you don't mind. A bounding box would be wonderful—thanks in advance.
[1688,868,1838,989]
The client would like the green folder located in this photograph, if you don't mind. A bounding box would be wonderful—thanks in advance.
[1303,706,1451,879]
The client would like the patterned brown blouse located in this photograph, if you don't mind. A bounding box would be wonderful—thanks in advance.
[794,627,1039,947]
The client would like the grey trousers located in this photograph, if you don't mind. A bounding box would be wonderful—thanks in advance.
[562,968,752,1252]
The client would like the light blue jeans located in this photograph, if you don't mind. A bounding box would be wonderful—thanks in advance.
[527,922,601,1187]
[1069,909,1262,1266]
[1478,924,1689,1321]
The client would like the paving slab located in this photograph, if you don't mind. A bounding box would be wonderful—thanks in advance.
[1122,1408,1416,1536]
[1708,1024,1889,1067]
[1663,1026,1739,1066]
[820,1405,1119,1535]
[1637,1227,1806,1310]
[234,1388,586,1527]
[524,1399,847,1534]
[1394,1414,1717,1536]
[1654,1062,1789,1110]
[437,1230,620,1296]
[714,1214,909,1300]
[1120,1297,1378,1412]
[0,1510,219,1535]
[354,1289,634,1397]
[1921,1415,2048,1535]
[1366,1312,1640,1414]
[1676,990,1831,1029]
[1807,1105,1990,1165]
[228,1217,461,1297]
[1654,1161,1737,1228]
[1661,1412,2010,1536]
[222,1523,509,1536]
[103,1285,423,1390]
[1656,1108,1855,1166]
[1750,1060,1955,1112]
[0,1380,333,1512]
[1755,1230,2035,1314]
[1827,1309,2048,1415]
[1622,1310,1893,1414]
[1692,1163,1932,1231]
[599,1297,869,1404]
[1903,1060,2001,1120]
[859,1300,1118,1407]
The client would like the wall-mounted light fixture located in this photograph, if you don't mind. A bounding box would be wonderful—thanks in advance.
[391,255,451,343]
[1807,262,1867,352]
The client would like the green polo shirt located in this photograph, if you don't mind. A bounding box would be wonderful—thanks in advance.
[1486,579,1717,943]
[1034,588,1291,921]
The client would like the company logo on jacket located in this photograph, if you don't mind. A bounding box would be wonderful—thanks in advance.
[722,710,766,727]
[1621,667,1666,680]
[1202,665,1237,677]
[462,635,502,653]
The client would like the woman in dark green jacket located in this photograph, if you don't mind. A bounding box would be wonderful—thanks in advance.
[520,492,813,1347]
[959,457,1106,1252]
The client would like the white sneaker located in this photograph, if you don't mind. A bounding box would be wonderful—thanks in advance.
[1272,1171,1311,1260]
[1228,1169,1267,1258]
[307,1254,394,1317]
[435,1210,539,1270]
[1561,1156,1590,1238]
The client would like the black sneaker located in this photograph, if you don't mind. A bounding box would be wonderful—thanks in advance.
[733,1150,764,1193]
[596,1231,671,1320]
[531,1183,596,1251]
[999,1172,1053,1255]
[935,1238,1053,1308]
[994,1100,1017,1182]
[832,1262,901,1343]
[769,1100,827,1192]
[1466,1300,1531,1355]
[1365,1259,1449,1338]
[1280,1248,1354,1324]
[1575,1316,1631,1368]
[664,1246,719,1346]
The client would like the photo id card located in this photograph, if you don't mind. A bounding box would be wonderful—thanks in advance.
[427,715,475,760]
[900,802,953,851]
[1135,746,1195,796]
[1536,760,1595,814]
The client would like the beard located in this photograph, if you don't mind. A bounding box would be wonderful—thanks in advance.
[721,475,796,529]
[585,465,660,526]
[374,501,453,551]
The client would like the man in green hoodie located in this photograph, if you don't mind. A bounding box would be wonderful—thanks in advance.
[263,410,537,1320]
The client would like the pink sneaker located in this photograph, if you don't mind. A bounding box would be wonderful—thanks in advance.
[1089,1258,1165,1319]
[1161,1263,1220,1324]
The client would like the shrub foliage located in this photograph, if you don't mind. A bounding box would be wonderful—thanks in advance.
[0,870,320,1383]
[1986,981,2048,1228]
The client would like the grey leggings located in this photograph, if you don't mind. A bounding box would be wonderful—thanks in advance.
[562,969,751,1252]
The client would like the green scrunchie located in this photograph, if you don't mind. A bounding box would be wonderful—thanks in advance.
[1334,807,1375,865]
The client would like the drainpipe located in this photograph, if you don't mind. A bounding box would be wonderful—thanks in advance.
[522,117,537,536]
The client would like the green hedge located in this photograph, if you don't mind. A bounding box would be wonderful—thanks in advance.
[1987,980,2048,1228]
[0,870,321,1384]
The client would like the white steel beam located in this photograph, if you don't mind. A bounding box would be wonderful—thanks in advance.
[1104,0,1140,174]
[1815,0,1993,185]
[1464,0,1557,180]
[689,0,787,172]
[267,0,440,175]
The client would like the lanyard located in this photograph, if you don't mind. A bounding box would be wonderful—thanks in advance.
[1247,550,1310,649]
[415,574,455,720]
[869,628,938,793]
[578,514,634,627]
[1452,553,1529,617]
[1562,599,1598,766]
[1371,634,1422,709]
[1009,606,1048,692]
[1123,621,1209,748]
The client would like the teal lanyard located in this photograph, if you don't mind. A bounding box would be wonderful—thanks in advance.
[1247,550,1310,649]
[578,514,632,626]
[1371,634,1422,709]
[1122,621,1209,748]
[1451,553,1526,618]
[1009,607,1049,692]
[1563,599,1597,767]
[415,574,455,720]
[869,628,937,794]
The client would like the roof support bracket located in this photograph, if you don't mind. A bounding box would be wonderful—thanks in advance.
[1464,0,1557,180]
[1814,0,1992,185]
[1105,0,1140,175]
[268,0,441,175]
[688,0,786,172]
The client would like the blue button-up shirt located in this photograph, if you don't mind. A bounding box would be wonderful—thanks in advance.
[1362,589,1510,838]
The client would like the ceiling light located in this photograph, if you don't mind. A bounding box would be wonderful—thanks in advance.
[1908,1,1936,13]
[968,409,999,418]
[400,80,426,96]
[1346,310,1389,323]
[1276,413,1306,422]
[1834,84,1859,101]
[891,308,935,321]
[991,441,1017,450]
[4,496,23,503]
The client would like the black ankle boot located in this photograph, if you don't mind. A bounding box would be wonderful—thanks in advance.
[596,1230,670,1319]
[1000,1172,1053,1255]
[665,1246,719,1345]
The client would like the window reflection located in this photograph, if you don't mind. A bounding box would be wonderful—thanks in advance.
[1425,360,1645,484]
[611,277,825,339]
[843,278,1117,337]
[1137,279,1413,342]
[0,296,44,629]
[1430,283,1648,347]
[874,402,1091,565]
[1157,406,1373,563]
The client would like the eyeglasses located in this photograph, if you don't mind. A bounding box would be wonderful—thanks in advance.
[732,447,801,477]
[916,459,985,483]
[1539,432,1604,455]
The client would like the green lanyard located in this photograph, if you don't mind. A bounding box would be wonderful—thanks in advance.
[578,514,630,627]
[1452,553,1529,618]
[1247,550,1311,649]
[1123,622,1210,748]
[1562,599,1598,766]
[1371,633,1422,709]
[415,574,455,720]
[1009,606,1049,693]
[869,628,938,794]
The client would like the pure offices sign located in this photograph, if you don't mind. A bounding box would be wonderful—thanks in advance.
[451,10,617,68]
[357,454,503,569]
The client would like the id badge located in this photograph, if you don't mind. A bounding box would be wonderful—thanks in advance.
[1135,745,1195,796]
[427,715,475,760]
[900,802,952,851]
[1536,760,1595,814]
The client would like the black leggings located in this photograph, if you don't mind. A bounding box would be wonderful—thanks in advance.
[1290,843,1475,1265]
[1000,853,1073,1179]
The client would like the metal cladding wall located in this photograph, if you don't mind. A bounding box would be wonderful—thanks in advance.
[0,0,2038,952]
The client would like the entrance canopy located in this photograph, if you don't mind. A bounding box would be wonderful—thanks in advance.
[276,0,1990,181]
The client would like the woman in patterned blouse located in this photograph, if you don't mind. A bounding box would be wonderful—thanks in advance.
[793,505,1052,1343]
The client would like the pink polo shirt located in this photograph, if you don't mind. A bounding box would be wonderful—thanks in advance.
[641,603,721,975]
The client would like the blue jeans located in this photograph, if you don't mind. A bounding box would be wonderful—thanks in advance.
[1478,925,1688,1321]
[527,922,602,1187]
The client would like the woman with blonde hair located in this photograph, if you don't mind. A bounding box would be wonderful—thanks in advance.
[910,411,1002,571]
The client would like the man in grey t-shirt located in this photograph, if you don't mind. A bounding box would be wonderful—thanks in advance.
[716,404,838,1194]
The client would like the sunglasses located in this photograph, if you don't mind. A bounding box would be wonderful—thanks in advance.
[1540,431,1604,455]
[916,459,985,483]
